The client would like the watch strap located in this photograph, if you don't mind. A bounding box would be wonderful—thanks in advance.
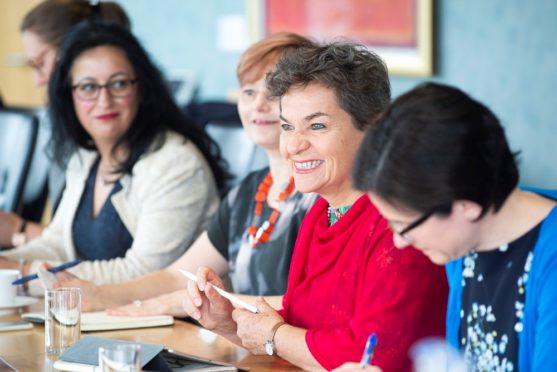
[265,320,287,355]
[270,320,287,343]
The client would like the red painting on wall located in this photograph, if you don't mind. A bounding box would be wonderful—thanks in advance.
[249,0,433,76]
[265,0,416,47]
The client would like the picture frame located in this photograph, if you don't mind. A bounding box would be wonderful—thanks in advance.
[247,0,434,77]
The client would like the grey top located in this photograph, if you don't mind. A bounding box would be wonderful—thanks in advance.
[207,168,317,295]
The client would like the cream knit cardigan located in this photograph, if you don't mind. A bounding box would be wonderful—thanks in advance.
[2,131,219,293]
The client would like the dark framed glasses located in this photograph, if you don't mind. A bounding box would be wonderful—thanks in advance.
[397,211,435,238]
[72,78,137,101]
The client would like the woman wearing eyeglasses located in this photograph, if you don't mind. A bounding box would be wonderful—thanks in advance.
[0,0,130,249]
[0,21,226,293]
[352,82,557,371]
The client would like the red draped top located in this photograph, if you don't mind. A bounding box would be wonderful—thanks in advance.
[278,195,448,371]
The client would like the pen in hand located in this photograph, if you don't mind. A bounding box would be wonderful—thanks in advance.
[11,259,82,285]
[178,269,259,313]
[360,333,378,368]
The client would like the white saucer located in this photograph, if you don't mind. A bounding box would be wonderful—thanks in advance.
[0,296,38,310]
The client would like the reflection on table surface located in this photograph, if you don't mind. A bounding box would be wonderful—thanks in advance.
[0,301,301,371]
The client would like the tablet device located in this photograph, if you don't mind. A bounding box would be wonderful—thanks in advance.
[54,336,240,371]
[144,348,238,371]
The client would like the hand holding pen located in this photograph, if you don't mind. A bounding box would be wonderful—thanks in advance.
[360,333,378,368]
[330,333,381,372]
[332,364,382,372]
[179,269,258,313]
[11,259,82,285]
[180,266,243,338]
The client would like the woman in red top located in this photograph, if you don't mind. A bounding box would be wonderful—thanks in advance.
[182,42,448,371]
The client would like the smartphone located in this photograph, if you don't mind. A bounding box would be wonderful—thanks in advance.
[0,320,33,332]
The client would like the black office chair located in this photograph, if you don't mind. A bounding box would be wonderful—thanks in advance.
[0,108,38,213]
[205,121,268,191]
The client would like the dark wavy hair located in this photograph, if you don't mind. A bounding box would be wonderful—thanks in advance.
[48,21,227,190]
[353,82,519,218]
[266,42,391,131]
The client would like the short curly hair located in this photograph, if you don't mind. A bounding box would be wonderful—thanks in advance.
[266,42,391,130]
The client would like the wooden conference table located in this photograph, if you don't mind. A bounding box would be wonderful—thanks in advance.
[0,302,301,371]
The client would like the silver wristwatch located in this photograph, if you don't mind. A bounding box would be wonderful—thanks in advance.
[264,339,275,356]
[264,321,286,356]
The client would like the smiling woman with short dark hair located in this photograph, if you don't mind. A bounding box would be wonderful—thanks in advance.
[182,43,448,372]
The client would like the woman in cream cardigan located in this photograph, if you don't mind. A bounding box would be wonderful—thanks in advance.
[0,22,226,293]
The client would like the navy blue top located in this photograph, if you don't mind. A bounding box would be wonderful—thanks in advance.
[459,223,540,371]
[72,159,133,260]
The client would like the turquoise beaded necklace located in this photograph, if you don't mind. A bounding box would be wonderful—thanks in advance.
[327,205,351,226]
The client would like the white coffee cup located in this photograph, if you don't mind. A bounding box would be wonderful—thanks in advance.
[0,269,20,307]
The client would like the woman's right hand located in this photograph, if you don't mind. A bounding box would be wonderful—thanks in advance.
[51,268,102,312]
[332,363,383,372]
[181,266,237,337]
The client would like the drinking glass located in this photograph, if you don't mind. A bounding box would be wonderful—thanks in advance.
[98,343,141,372]
[45,288,81,356]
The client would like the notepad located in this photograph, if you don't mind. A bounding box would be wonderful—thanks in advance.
[21,311,174,331]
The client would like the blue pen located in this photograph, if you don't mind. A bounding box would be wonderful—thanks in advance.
[11,259,82,285]
[360,333,378,368]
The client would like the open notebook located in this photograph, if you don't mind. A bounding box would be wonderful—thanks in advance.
[21,311,173,331]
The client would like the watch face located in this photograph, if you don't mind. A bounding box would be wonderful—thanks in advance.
[264,340,274,356]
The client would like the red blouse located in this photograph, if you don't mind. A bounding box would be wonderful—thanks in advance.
[278,195,448,371]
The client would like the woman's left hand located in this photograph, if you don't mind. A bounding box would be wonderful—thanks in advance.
[107,289,189,317]
[232,296,284,354]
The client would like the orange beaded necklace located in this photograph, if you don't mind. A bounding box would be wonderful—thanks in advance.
[247,172,296,248]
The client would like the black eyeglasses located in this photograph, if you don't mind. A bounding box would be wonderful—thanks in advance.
[72,78,137,101]
[396,211,435,240]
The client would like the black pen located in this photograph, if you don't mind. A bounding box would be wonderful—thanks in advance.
[11,259,82,285]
